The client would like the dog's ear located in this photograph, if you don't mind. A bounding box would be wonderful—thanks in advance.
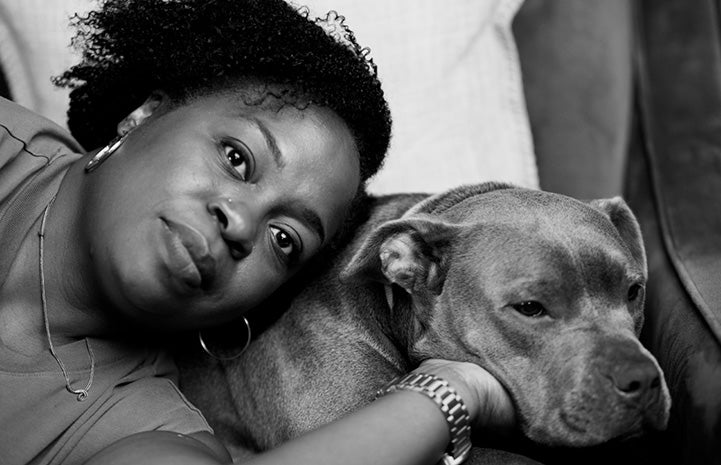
[589,197,647,271]
[340,216,461,295]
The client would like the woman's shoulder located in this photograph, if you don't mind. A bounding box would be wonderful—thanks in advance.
[0,96,84,169]
[0,97,83,224]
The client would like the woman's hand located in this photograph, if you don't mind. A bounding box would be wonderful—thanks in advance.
[414,359,516,433]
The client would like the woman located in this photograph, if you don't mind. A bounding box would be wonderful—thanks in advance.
[0,0,515,464]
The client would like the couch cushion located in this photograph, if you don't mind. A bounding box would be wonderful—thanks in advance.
[513,0,633,199]
[632,0,721,461]
[637,0,721,345]
[300,0,539,194]
[0,0,90,127]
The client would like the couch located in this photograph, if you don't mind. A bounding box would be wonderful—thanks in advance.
[515,0,721,463]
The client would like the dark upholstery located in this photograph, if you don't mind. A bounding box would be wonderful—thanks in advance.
[517,0,720,463]
[627,0,721,462]
[0,66,10,101]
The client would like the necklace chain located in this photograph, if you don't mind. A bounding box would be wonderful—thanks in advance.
[38,194,95,402]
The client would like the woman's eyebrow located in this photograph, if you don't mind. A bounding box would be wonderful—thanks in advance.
[249,117,285,169]
[298,205,326,245]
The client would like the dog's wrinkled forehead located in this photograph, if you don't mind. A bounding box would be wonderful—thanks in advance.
[403,182,515,218]
[406,183,597,227]
[403,182,594,230]
[406,183,645,274]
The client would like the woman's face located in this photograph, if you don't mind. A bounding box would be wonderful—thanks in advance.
[82,92,360,330]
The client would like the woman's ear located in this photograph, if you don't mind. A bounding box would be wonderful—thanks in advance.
[117,91,168,135]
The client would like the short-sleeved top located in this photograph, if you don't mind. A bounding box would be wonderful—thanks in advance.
[0,97,212,465]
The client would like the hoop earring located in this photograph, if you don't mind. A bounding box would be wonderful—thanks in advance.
[198,316,252,361]
[84,133,127,173]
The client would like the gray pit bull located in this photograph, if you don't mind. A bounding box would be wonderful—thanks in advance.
[178,183,671,462]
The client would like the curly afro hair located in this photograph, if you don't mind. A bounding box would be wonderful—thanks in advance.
[54,0,391,183]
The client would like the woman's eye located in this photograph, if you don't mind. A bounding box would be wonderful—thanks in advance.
[269,225,299,261]
[223,142,253,181]
[627,283,644,301]
[511,301,547,318]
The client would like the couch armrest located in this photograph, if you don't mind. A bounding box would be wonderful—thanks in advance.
[625,0,721,463]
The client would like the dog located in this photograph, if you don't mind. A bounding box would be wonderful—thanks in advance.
[177,183,671,463]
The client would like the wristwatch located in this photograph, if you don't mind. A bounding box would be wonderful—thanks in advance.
[376,372,472,465]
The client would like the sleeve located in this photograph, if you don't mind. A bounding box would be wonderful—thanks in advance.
[57,377,214,465]
[0,96,82,159]
[0,96,83,202]
[0,97,85,285]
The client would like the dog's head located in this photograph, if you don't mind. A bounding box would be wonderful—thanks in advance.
[341,183,671,447]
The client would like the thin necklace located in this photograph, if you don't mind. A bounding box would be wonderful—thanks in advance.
[38,194,95,401]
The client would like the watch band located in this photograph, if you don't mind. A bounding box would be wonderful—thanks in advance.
[375,372,472,465]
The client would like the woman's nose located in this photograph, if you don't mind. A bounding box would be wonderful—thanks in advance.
[208,197,259,259]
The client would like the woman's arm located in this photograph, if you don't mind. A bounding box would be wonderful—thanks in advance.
[85,361,515,465]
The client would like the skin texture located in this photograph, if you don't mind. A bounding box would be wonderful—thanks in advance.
[36,91,361,343]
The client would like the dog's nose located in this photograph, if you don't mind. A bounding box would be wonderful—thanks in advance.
[611,359,661,397]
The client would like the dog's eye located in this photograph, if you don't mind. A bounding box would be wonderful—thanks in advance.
[627,283,643,301]
[512,301,547,318]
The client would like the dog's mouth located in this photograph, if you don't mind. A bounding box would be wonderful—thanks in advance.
[540,383,666,447]
[540,407,642,447]
[609,427,645,442]
[559,406,648,441]
[558,409,590,434]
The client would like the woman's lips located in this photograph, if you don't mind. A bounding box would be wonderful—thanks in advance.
[160,218,216,289]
